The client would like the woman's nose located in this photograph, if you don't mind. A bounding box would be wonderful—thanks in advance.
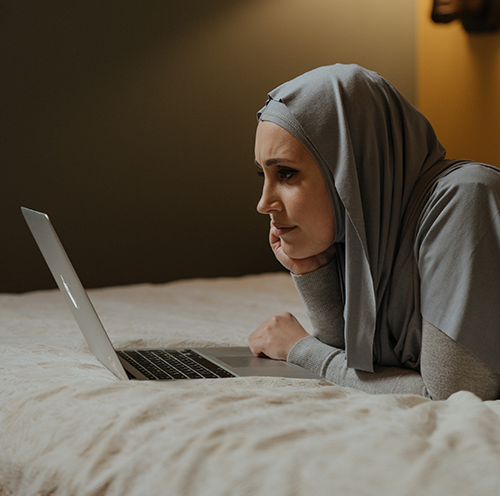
[257,184,281,214]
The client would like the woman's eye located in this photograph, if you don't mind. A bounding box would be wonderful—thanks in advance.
[278,169,297,180]
[256,170,264,178]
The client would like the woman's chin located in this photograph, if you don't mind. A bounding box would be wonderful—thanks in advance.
[281,237,332,260]
[281,242,315,261]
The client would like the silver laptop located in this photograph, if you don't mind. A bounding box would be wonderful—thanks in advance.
[22,207,321,381]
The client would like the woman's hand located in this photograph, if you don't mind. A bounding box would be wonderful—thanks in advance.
[248,312,309,360]
[270,228,336,275]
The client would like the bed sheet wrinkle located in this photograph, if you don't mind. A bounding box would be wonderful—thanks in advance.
[2,274,500,495]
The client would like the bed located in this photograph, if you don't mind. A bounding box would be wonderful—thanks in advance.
[2,272,500,495]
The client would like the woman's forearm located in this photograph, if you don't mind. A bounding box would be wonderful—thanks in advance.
[290,259,429,396]
[288,335,430,397]
[291,258,345,348]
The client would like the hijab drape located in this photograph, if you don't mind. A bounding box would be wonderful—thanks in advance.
[257,64,460,372]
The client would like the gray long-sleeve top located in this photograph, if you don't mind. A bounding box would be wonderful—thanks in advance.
[287,260,500,401]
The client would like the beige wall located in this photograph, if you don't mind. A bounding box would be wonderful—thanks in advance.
[417,0,500,166]
[1,0,417,292]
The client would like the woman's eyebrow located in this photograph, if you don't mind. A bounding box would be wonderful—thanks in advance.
[254,158,295,167]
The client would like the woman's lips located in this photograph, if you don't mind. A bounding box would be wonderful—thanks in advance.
[271,222,296,237]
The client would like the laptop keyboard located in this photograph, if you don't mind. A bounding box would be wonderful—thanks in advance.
[116,349,236,380]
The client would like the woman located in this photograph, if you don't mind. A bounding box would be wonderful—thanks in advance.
[248,64,500,400]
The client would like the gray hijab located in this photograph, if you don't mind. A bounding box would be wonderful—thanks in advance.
[257,64,457,373]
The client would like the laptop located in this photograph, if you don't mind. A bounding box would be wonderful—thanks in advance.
[21,207,321,381]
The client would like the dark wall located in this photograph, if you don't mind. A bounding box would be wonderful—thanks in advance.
[1,0,417,292]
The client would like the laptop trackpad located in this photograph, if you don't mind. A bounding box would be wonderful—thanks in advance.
[218,356,282,368]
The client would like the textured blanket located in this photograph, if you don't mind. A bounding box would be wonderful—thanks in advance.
[2,273,500,495]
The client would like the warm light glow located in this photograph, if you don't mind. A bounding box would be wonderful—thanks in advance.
[418,0,500,166]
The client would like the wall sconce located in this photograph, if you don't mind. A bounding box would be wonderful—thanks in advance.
[432,0,500,32]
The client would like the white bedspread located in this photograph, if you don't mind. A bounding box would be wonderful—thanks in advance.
[2,273,500,495]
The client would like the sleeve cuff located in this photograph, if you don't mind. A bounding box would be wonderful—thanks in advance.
[287,335,343,377]
[291,258,338,289]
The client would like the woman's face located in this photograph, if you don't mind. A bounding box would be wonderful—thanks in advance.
[255,121,335,260]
